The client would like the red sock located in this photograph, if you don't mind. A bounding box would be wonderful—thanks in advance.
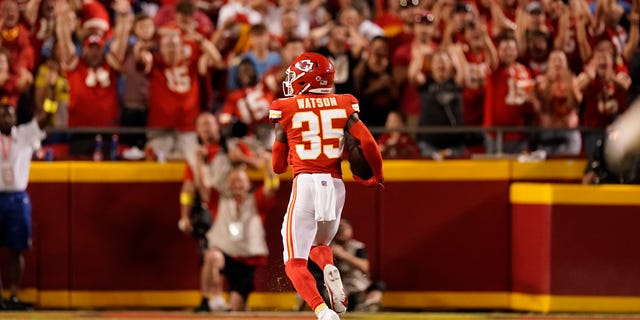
[309,245,334,269]
[285,259,325,310]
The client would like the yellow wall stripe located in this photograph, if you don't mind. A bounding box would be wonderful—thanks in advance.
[510,160,586,180]
[512,292,640,313]
[30,162,69,182]
[13,290,640,312]
[29,160,586,183]
[380,160,511,181]
[10,289,640,312]
[511,183,640,205]
[69,162,185,182]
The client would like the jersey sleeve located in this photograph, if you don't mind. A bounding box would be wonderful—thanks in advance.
[269,98,283,123]
[344,94,360,116]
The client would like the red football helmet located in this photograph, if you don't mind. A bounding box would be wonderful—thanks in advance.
[282,52,335,97]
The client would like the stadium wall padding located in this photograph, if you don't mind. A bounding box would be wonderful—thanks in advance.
[4,160,640,312]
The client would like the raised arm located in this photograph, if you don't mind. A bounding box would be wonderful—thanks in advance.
[196,36,225,74]
[575,7,593,63]
[24,0,42,27]
[448,45,467,87]
[55,6,78,69]
[553,4,570,50]
[107,0,134,71]
[623,10,640,61]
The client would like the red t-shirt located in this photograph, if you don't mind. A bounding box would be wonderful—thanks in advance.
[147,47,201,131]
[269,93,359,178]
[484,63,533,140]
[65,60,119,127]
[1,24,34,71]
[582,76,627,128]
[220,84,275,127]
[0,74,20,106]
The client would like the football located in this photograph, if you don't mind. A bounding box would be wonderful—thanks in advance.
[344,132,374,180]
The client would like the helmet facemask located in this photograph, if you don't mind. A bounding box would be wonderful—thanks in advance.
[282,69,306,97]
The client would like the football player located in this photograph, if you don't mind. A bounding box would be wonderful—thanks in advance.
[269,52,383,320]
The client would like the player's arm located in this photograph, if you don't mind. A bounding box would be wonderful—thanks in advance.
[345,112,384,186]
[272,122,290,174]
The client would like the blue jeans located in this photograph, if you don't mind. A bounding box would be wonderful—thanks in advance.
[0,191,32,251]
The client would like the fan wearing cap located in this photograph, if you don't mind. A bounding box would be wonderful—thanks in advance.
[55,0,132,155]
[64,0,112,40]
[136,26,224,161]
[0,0,35,92]
[391,10,438,132]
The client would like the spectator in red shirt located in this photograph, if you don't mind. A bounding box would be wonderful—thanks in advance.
[450,19,496,148]
[392,10,439,134]
[577,39,631,158]
[137,30,223,162]
[56,1,132,157]
[0,0,35,90]
[0,48,21,107]
[219,58,274,145]
[23,0,56,67]
[484,32,536,154]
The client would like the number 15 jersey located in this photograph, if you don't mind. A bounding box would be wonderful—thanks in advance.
[269,93,360,178]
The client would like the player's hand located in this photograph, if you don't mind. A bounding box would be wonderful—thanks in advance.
[353,175,384,188]
[178,217,193,234]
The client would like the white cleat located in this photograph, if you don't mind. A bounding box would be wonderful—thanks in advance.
[316,305,341,320]
[208,295,231,311]
[323,264,348,314]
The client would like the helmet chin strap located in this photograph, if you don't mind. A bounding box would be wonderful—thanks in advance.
[298,83,312,94]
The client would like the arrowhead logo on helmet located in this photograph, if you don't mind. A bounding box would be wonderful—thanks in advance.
[294,59,314,72]
[282,52,335,97]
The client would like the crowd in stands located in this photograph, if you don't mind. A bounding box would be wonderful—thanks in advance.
[2,0,639,160]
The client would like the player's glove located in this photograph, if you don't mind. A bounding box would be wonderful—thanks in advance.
[353,175,384,188]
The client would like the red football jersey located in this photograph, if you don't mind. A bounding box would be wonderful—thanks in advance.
[219,83,275,127]
[147,47,201,132]
[582,76,627,128]
[269,93,359,178]
[484,63,533,140]
[64,60,119,127]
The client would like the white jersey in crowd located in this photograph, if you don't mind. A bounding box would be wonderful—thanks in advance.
[0,119,45,192]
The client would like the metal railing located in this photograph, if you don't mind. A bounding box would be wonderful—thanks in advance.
[44,126,604,155]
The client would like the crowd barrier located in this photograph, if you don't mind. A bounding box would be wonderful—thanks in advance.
[3,159,640,312]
